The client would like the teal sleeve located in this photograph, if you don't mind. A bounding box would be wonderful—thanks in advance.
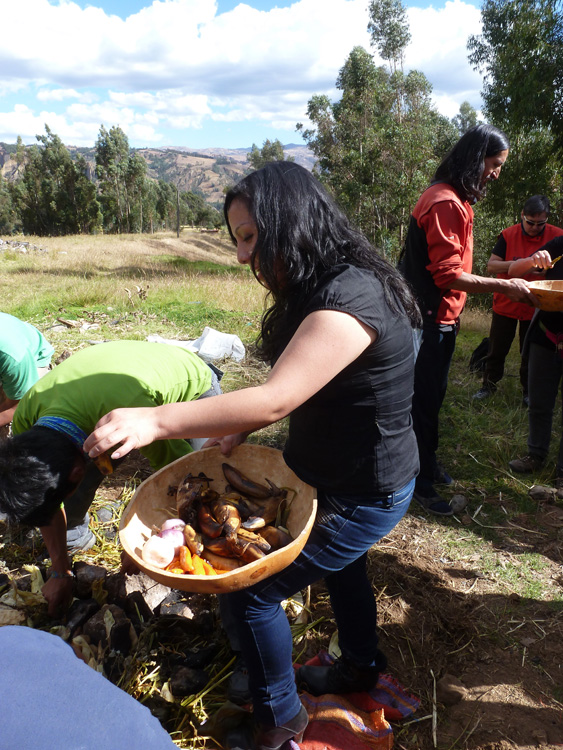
[0,351,41,401]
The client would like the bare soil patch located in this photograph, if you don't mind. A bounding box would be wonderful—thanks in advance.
[370,512,563,750]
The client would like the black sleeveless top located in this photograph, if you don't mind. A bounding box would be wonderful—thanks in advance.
[283,263,419,496]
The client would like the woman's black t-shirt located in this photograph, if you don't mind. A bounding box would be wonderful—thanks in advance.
[283,263,419,496]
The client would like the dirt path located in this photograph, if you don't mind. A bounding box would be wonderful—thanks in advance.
[368,512,563,749]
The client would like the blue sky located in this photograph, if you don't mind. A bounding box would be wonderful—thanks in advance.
[0,0,485,151]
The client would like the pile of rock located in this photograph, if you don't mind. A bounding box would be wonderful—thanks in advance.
[0,524,224,704]
[0,238,48,254]
[63,561,219,697]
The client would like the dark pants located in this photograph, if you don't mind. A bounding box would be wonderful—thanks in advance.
[412,322,457,490]
[483,312,530,394]
[527,342,563,472]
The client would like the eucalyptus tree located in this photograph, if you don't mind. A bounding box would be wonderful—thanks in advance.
[14,126,100,236]
[468,0,563,146]
[247,139,294,171]
[125,151,148,232]
[452,101,479,135]
[368,0,411,73]
[468,0,563,251]
[0,174,18,234]
[15,136,26,177]
[297,46,456,255]
[95,125,132,232]
[155,180,177,230]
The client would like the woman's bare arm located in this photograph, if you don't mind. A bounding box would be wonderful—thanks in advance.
[84,310,377,460]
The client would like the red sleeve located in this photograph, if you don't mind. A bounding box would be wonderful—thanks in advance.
[418,200,470,289]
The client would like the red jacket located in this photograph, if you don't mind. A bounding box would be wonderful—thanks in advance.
[492,222,563,320]
[402,183,473,325]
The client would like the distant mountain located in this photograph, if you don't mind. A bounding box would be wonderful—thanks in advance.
[165,144,316,171]
[0,142,316,208]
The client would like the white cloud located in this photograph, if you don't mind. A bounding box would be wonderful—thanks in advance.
[66,101,136,125]
[0,104,97,146]
[406,0,482,104]
[0,0,371,94]
[108,90,212,116]
[37,87,98,103]
[0,0,485,146]
[0,80,28,98]
[432,90,482,119]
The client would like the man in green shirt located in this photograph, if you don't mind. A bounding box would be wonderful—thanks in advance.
[0,312,54,429]
[0,340,221,615]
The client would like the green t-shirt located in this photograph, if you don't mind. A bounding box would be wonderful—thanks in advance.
[0,313,54,400]
[13,340,212,470]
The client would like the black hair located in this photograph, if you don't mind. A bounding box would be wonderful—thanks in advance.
[0,427,81,527]
[523,194,550,216]
[224,161,422,362]
[433,123,510,203]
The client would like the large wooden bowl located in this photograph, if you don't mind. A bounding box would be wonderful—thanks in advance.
[529,280,563,311]
[119,444,317,593]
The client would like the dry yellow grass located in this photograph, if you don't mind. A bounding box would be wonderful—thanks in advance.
[1,231,267,316]
[1,232,268,362]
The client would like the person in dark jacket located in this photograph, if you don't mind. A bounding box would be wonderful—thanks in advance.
[508,235,563,495]
[400,124,534,516]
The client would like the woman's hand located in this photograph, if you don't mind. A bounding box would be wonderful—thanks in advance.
[83,407,161,461]
[202,432,249,456]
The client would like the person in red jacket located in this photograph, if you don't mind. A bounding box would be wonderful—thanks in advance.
[400,124,536,516]
[473,195,563,404]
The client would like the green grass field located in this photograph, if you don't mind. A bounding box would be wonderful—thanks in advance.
[2,232,560,586]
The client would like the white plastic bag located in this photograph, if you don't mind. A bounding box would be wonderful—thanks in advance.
[190,326,245,363]
[147,326,245,363]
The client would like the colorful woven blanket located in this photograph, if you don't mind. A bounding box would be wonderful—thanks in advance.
[206,651,419,750]
[295,652,420,750]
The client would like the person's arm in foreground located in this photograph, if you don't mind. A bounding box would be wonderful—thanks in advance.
[448,271,536,303]
[84,309,377,460]
[40,506,74,617]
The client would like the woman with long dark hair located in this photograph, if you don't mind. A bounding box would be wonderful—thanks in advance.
[400,124,535,517]
[85,161,421,749]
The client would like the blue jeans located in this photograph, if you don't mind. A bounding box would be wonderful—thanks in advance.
[412,322,457,489]
[221,477,414,727]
